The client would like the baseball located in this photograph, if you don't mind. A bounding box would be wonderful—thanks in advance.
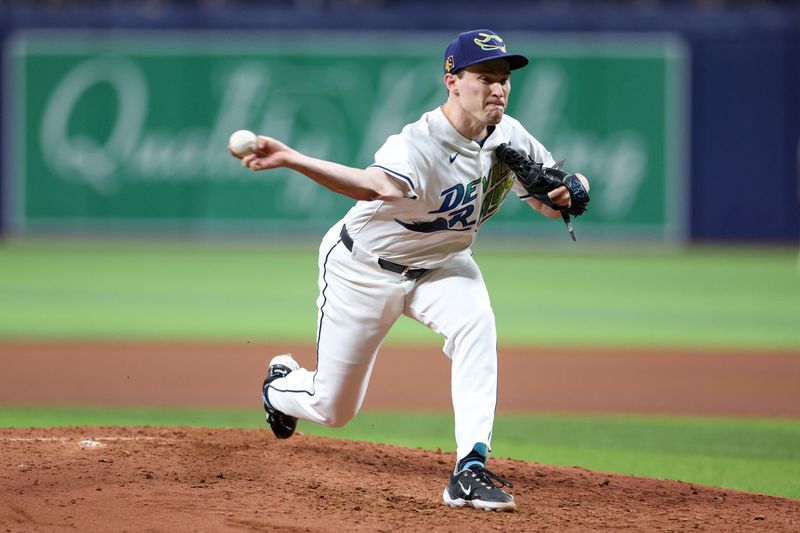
[228,129,258,157]
[576,172,590,192]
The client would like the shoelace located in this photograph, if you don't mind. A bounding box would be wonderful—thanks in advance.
[469,466,513,489]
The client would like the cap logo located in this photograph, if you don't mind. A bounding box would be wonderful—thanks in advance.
[473,32,506,53]
[445,55,455,73]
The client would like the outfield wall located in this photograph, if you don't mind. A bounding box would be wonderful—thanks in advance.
[0,4,798,243]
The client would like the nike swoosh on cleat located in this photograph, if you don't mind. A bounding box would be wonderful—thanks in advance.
[449,153,458,163]
[458,481,472,496]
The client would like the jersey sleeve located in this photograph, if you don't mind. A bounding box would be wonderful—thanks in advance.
[369,134,419,200]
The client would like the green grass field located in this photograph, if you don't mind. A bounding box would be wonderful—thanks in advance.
[1,241,799,348]
[1,242,799,499]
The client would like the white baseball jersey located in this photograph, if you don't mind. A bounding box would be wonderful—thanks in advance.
[266,106,555,462]
[343,106,556,268]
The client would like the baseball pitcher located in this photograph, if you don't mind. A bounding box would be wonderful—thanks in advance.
[230,29,590,512]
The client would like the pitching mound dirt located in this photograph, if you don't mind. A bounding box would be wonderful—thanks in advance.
[2,426,798,532]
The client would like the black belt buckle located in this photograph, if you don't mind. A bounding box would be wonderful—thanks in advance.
[340,225,428,280]
[377,258,428,280]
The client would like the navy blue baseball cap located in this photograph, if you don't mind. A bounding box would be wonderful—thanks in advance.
[444,29,529,74]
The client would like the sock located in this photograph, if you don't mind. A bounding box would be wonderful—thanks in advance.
[457,445,488,472]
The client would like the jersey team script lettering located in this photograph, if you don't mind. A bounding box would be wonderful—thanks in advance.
[395,159,513,233]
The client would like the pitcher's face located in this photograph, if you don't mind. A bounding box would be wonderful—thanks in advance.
[452,59,511,126]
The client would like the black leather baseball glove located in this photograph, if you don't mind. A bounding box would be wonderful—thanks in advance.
[495,143,590,240]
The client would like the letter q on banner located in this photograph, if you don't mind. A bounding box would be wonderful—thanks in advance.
[41,57,148,194]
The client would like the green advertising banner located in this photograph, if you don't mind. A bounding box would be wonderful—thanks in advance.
[5,31,687,241]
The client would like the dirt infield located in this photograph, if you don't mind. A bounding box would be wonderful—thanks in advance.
[1,341,799,531]
[2,341,799,416]
[2,427,799,532]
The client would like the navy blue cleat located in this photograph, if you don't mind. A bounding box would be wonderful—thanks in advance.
[443,464,516,512]
[261,354,300,439]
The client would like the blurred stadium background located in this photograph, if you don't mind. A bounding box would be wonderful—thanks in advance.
[0,0,798,244]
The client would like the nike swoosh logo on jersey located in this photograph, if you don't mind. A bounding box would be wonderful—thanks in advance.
[458,481,472,496]
[449,153,458,163]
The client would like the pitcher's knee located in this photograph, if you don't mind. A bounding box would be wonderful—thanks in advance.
[461,311,497,342]
[315,404,357,428]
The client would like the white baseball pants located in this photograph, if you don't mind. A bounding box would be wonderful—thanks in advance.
[266,222,499,461]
